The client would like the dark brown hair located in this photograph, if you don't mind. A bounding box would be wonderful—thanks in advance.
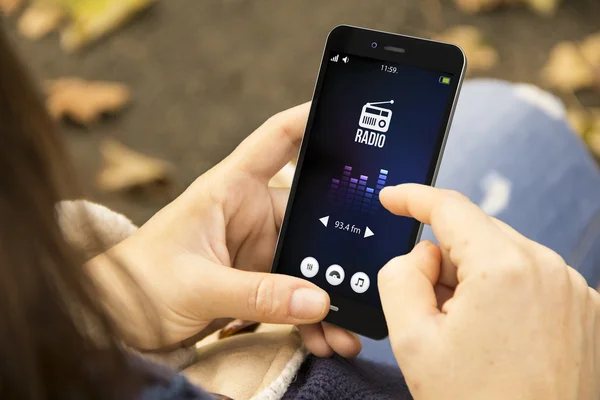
[0,24,142,399]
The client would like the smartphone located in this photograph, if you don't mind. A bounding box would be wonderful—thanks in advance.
[271,25,466,339]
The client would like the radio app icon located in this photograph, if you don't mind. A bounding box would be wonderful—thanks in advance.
[359,100,394,133]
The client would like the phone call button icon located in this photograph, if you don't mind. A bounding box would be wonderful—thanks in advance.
[350,272,370,294]
[300,257,319,278]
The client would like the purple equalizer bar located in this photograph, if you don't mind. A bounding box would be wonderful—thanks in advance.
[328,166,388,214]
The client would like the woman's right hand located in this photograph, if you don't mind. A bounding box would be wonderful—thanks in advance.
[378,184,600,400]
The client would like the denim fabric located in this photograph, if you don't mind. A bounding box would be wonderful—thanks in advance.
[361,79,600,366]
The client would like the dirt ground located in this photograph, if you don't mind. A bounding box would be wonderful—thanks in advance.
[4,0,600,225]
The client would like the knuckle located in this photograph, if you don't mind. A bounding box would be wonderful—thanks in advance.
[489,216,503,226]
[588,287,600,310]
[566,267,589,294]
[493,248,531,280]
[431,200,456,227]
[265,111,283,127]
[490,217,517,235]
[420,239,437,249]
[535,246,566,269]
[432,191,471,224]
[443,189,470,203]
[528,246,573,290]
[265,111,295,142]
[378,256,406,285]
[248,278,279,318]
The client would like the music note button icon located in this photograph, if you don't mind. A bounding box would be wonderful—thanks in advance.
[350,272,370,294]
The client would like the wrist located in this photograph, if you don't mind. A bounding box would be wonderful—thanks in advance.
[85,241,161,350]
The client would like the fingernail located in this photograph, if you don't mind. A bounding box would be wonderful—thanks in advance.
[290,288,327,320]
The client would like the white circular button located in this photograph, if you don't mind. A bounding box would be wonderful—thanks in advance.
[325,264,345,286]
[300,257,319,278]
[350,272,370,293]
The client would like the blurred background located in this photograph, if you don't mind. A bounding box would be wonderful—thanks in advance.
[1,0,599,225]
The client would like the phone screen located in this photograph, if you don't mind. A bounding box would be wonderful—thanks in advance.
[275,50,456,308]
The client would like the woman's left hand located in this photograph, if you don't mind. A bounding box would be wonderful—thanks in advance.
[93,103,361,357]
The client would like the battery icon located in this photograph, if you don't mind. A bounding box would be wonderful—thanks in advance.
[439,76,451,85]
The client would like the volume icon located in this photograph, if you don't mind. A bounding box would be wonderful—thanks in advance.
[331,54,339,62]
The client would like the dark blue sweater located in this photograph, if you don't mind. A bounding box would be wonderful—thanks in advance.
[283,355,412,400]
[140,354,412,400]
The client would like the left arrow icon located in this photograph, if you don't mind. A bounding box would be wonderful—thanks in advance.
[319,216,329,227]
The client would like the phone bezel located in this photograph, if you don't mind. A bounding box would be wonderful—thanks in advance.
[271,25,466,340]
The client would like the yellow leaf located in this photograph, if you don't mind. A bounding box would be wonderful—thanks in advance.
[526,0,560,15]
[56,0,153,52]
[453,0,504,13]
[18,2,65,40]
[580,32,600,69]
[97,139,172,192]
[0,0,23,15]
[453,0,558,14]
[566,108,590,137]
[46,78,130,125]
[576,109,600,157]
[586,131,600,158]
[590,109,600,135]
[434,26,498,72]
[541,41,596,92]
[453,0,559,15]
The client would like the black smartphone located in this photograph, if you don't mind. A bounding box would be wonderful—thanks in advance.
[271,25,466,339]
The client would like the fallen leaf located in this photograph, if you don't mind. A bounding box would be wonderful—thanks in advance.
[588,109,600,136]
[56,0,153,52]
[566,108,590,136]
[569,108,600,157]
[586,131,600,158]
[526,0,560,15]
[541,41,597,92]
[434,26,498,72]
[97,139,172,192]
[0,0,23,15]
[18,1,65,40]
[453,0,559,15]
[453,0,504,14]
[218,320,260,339]
[46,78,130,125]
[580,32,600,70]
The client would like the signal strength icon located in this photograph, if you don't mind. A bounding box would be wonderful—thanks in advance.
[331,54,339,62]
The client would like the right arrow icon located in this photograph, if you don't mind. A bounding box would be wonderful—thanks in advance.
[364,227,374,238]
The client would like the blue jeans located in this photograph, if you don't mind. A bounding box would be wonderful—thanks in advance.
[361,79,600,366]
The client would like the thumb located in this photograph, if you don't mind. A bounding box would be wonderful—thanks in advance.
[202,266,330,324]
[378,241,442,342]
